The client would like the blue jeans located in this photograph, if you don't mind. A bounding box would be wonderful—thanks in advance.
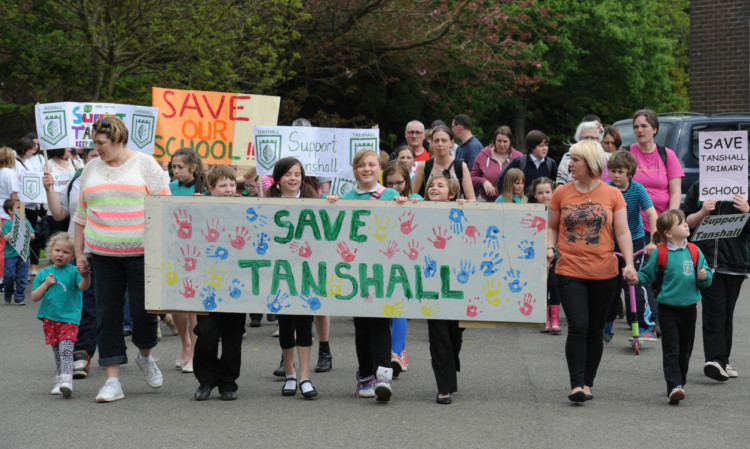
[92,254,157,367]
[4,255,29,303]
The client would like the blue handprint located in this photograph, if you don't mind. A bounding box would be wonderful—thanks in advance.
[253,232,269,255]
[503,269,528,293]
[228,278,244,298]
[480,251,503,276]
[200,286,218,311]
[246,206,269,229]
[448,208,467,235]
[206,245,229,260]
[483,226,501,250]
[518,240,535,260]
[300,295,322,311]
[453,259,476,284]
[423,254,437,278]
[267,290,291,313]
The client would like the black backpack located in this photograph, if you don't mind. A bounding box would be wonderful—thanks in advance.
[418,158,465,198]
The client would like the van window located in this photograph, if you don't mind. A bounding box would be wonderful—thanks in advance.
[691,123,750,159]
[616,122,673,149]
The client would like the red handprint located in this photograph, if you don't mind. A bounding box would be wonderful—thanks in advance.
[398,210,418,235]
[179,279,197,299]
[520,213,546,235]
[172,208,193,239]
[379,240,399,259]
[179,245,200,272]
[290,241,313,258]
[519,293,536,316]
[461,225,480,245]
[336,242,357,262]
[402,239,424,261]
[229,226,251,250]
[201,218,224,243]
[427,226,452,249]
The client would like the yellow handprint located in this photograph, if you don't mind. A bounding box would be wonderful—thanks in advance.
[383,301,405,318]
[368,213,396,242]
[420,300,440,317]
[157,261,179,286]
[327,274,343,297]
[484,279,502,307]
[205,264,227,289]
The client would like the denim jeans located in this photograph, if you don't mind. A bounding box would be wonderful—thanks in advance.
[4,255,29,303]
[92,254,157,367]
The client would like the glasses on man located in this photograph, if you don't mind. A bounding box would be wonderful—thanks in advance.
[406,130,424,135]
[385,180,405,188]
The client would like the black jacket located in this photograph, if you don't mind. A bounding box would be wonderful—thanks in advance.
[681,181,750,273]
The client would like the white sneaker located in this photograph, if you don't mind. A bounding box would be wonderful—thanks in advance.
[59,375,73,398]
[96,379,124,403]
[703,361,729,381]
[374,366,393,402]
[51,376,62,395]
[136,355,163,388]
[668,386,685,405]
[726,363,739,378]
[272,324,279,337]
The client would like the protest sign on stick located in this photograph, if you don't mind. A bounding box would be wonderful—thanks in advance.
[8,212,33,262]
[699,130,748,201]
[691,213,750,241]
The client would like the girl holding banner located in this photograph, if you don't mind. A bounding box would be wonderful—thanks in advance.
[0,147,20,282]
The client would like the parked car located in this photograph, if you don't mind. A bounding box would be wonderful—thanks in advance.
[613,112,750,195]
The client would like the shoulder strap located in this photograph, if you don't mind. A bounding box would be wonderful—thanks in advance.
[518,154,527,171]
[686,242,699,267]
[418,159,434,197]
[654,243,669,296]
[67,169,83,202]
[656,145,668,168]
[545,158,553,174]
[369,185,386,200]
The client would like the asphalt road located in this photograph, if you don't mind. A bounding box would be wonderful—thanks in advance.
[1,285,749,449]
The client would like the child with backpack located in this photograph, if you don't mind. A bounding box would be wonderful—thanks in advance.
[631,209,712,404]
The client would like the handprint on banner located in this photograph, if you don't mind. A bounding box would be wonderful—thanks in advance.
[200,286,219,311]
[327,274,343,297]
[420,301,440,317]
[427,226,452,249]
[448,208,468,234]
[246,206,268,229]
[504,269,527,293]
[398,210,418,235]
[383,302,405,318]
[364,293,376,304]
[480,251,503,276]
[229,226,251,250]
[336,242,357,262]
[518,240,535,260]
[520,213,546,235]
[205,245,229,261]
[253,232,270,255]
[300,295,322,311]
[201,218,224,243]
[179,245,200,272]
[172,208,193,239]
[453,259,476,284]
[267,291,291,313]
[466,297,484,318]
[483,226,501,250]
[519,293,536,316]
[369,214,396,242]
[205,265,227,289]
[402,239,424,261]
[228,279,244,299]
[483,280,503,306]
[290,241,312,258]
[379,241,399,259]
[461,225,480,245]
[179,279,197,299]
[157,261,179,286]
[423,254,437,278]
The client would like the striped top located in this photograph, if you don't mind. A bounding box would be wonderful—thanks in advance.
[607,179,653,240]
[73,152,170,256]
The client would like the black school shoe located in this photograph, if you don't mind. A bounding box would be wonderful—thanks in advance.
[194,385,212,401]
[220,390,238,401]
[315,352,332,373]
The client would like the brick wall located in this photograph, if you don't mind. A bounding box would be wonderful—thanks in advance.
[690,0,750,113]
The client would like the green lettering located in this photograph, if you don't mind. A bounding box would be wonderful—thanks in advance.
[414,265,438,300]
[386,264,413,299]
[295,209,322,240]
[440,265,463,299]
[359,263,384,298]
[350,210,370,242]
[319,209,346,241]
[273,210,294,244]
[237,259,272,295]
[301,261,327,296]
[270,260,298,296]
[334,263,358,300]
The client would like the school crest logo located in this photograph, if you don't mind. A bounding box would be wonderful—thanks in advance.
[255,134,282,171]
[683,260,694,277]
[40,108,67,146]
[22,175,41,200]
[130,114,155,150]
[331,177,356,196]
[349,137,378,163]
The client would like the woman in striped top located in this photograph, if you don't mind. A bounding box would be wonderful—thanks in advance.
[73,116,170,403]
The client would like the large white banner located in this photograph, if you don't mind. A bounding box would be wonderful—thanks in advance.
[145,197,548,323]
[35,102,159,154]
[699,130,748,201]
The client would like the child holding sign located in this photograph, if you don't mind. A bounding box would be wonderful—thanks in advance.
[632,210,712,404]
[31,233,90,398]
[327,149,409,402]
[3,198,34,305]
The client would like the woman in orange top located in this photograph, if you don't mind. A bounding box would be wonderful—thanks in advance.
[546,140,637,403]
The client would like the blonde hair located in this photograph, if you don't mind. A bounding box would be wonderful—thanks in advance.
[653,209,685,245]
[92,116,129,144]
[569,140,607,178]
[0,147,16,170]
[351,149,379,181]
[46,232,75,255]
[501,168,527,203]
[425,173,460,201]
[207,164,236,188]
